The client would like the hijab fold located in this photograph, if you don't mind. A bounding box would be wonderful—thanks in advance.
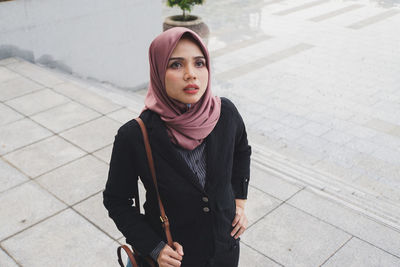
[144,27,221,150]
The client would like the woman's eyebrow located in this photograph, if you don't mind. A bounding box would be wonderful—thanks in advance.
[168,56,205,61]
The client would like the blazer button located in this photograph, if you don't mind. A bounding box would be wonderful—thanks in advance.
[203,207,210,212]
[202,197,209,203]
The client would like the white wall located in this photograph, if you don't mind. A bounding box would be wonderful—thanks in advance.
[0,0,163,90]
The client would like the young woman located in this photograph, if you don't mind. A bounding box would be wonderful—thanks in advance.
[103,27,251,267]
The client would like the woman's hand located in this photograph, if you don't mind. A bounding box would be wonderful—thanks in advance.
[157,242,184,267]
[231,199,248,239]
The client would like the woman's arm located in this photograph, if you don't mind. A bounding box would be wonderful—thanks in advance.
[103,127,163,255]
[230,107,251,239]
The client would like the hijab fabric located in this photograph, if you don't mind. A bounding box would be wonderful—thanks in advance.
[144,27,221,150]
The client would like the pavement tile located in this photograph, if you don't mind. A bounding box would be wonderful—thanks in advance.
[250,163,302,201]
[277,144,323,166]
[321,129,354,146]
[6,61,66,86]
[279,114,309,129]
[5,88,70,116]
[92,144,113,164]
[106,108,138,124]
[31,101,101,133]
[299,121,331,136]
[36,155,108,205]
[53,82,121,114]
[3,135,85,178]
[239,242,282,267]
[0,75,44,101]
[372,147,400,165]
[367,132,400,150]
[1,209,118,267]
[73,192,123,240]
[251,117,284,134]
[242,203,350,267]
[0,66,20,83]
[0,181,66,241]
[246,186,282,227]
[364,118,397,133]
[0,248,18,267]
[322,237,400,267]
[287,189,400,258]
[0,118,52,155]
[0,103,24,126]
[0,158,29,193]
[59,116,121,153]
[271,126,304,141]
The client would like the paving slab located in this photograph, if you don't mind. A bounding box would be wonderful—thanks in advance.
[6,61,66,87]
[59,116,121,153]
[0,66,21,83]
[322,237,400,267]
[106,107,139,124]
[0,118,52,155]
[5,88,70,116]
[287,188,400,258]
[245,186,282,227]
[0,75,44,101]
[36,155,108,205]
[0,181,65,241]
[53,82,121,114]
[92,144,113,164]
[239,242,282,267]
[73,192,123,240]
[242,203,351,267]
[0,103,24,126]
[0,158,29,193]
[250,162,302,201]
[31,101,101,133]
[0,248,18,267]
[3,135,85,178]
[1,209,118,267]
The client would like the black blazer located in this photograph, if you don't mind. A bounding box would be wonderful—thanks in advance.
[103,98,251,266]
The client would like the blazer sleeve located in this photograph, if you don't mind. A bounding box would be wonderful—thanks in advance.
[231,110,252,199]
[103,126,163,255]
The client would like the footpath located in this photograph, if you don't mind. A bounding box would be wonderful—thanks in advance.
[1,57,400,266]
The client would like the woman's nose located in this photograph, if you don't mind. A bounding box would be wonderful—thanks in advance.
[184,65,196,80]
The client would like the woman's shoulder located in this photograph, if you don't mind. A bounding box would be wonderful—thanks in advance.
[220,97,241,119]
[115,110,152,139]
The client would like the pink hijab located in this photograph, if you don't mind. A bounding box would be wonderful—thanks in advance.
[144,27,221,150]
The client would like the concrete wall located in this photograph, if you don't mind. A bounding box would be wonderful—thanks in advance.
[0,0,163,90]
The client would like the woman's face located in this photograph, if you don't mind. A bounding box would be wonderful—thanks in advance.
[165,37,208,105]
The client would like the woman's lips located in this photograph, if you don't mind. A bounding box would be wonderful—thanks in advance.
[184,88,199,94]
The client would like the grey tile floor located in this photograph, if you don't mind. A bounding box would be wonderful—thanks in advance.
[1,0,400,265]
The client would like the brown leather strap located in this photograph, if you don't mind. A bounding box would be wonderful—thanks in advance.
[135,117,174,248]
[117,245,138,267]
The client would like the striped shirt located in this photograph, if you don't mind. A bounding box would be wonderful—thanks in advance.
[175,141,207,188]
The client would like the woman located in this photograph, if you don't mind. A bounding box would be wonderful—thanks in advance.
[103,27,251,267]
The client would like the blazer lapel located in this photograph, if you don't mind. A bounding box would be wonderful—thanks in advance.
[204,126,217,193]
[148,115,205,193]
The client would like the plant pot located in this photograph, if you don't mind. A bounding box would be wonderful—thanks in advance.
[163,15,210,46]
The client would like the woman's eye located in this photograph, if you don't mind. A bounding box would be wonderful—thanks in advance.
[170,62,182,68]
[196,61,205,67]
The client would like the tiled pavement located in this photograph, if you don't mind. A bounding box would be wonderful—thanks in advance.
[1,0,400,266]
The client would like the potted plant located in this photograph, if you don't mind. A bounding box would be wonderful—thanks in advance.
[163,0,210,45]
